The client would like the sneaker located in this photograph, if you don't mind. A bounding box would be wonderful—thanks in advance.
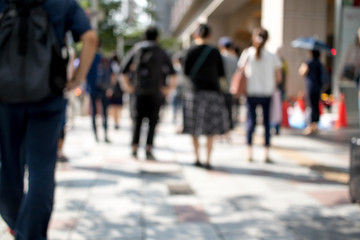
[203,163,212,170]
[193,160,202,167]
[131,151,138,159]
[57,155,69,163]
[265,158,273,164]
[146,151,156,161]
[114,125,120,130]
[105,137,111,143]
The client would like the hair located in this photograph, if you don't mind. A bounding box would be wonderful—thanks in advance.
[252,27,268,59]
[144,26,159,41]
[195,24,212,39]
[311,50,320,59]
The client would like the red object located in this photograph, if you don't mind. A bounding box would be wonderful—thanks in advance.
[319,101,324,115]
[354,0,360,6]
[8,228,15,236]
[335,93,348,128]
[297,98,306,112]
[281,101,290,128]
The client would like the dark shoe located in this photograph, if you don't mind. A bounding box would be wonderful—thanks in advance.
[146,151,156,161]
[57,155,69,163]
[105,137,111,143]
[193,160,202,167]
[203,163,212,170]
[265,158,273,164]
[115,125,120,130]
[131,151,138,159]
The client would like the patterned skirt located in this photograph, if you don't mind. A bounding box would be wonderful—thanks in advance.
[183,90,229,136]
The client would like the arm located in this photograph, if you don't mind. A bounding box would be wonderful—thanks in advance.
[298,62,309,77]
[66,30,98,90]
[120,73,135,94]
[161,74,177,97]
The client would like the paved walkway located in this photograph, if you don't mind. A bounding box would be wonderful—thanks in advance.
[1,106,360,240]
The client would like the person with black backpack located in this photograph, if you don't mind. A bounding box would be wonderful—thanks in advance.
[0,0,97,238]
[121,26,177,160]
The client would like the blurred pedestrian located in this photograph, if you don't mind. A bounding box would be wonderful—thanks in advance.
[183,24,229,169]
[218,36,238,140]
[270,47,288,135]
[86,43,112,143]
[238,27,282,163]
[108,55,123,130]
[121,26,177,160]
[0,0,97,238]
[298,50,325,135]
[340,27,360,126]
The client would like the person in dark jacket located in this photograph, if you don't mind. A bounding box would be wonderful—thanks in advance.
[121,26,177,160]
[0,0,97,238]
[299,50,324,135]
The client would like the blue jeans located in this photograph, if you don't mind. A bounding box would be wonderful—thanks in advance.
[0,97,65,240]
[246,96,272,146]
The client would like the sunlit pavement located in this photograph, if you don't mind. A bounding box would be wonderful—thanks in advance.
[1,105,360,240]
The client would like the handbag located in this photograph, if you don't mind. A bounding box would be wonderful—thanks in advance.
[230,48,248,97]
[230,67,247,97]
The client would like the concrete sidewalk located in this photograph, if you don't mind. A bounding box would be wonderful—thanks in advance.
[1,107,360,240]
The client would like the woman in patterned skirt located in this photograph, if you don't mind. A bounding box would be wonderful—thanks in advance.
[183,24,229,169]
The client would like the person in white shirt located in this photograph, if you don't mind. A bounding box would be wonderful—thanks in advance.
[238,27,282,163]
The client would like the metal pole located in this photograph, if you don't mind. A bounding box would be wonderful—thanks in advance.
[91,0,98,31]
[333,0,343,100]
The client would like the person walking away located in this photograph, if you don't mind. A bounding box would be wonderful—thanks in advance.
[183,24,229,169]
[270,47,288,135]
[238,27,282,163]
[218,36,238,140]
[121,26,177,160]
[109,55,123,130]
[86,43,112,143]
[0,0,97,238]
[298,50,324,135]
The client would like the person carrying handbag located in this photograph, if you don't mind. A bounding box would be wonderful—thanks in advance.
[238,27,282,163]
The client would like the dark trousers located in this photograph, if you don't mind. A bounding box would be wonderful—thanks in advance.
[90,91,108,136]
[224,93,234,129]
[246,96,272,146]
[132,94,163,146]
[308,92,320,123]
[0,97,65,240]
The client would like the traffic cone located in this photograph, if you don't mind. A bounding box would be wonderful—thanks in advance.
[335,93,348,128]
[319,101,324,115]
[282,100,290,128]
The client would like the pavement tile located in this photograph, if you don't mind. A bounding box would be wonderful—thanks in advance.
[306,189,352,206]
[146,222,220,240]
[174,205,209,223]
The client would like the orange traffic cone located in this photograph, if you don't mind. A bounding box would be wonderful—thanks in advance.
[319,101,324,115]
[335,93,348,128]
[282,100,290,128]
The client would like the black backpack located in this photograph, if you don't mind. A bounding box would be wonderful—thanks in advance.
[0,0,68,103]
[133,45,163,95]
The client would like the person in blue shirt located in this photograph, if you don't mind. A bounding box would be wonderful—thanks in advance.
[0,0,97,239]
[86,42,112,143]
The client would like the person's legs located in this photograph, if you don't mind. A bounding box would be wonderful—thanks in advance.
[260,97,272,162]
[246,97,257,161]
[306,92,320,134]
[89,94,98,141]
[205,135,214,168]
[0,104,26,231]
[192,136,201,166]
[145,96,162,160]
[100,92,110,142]
[14,98,65,240]
[131,96,144,157]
